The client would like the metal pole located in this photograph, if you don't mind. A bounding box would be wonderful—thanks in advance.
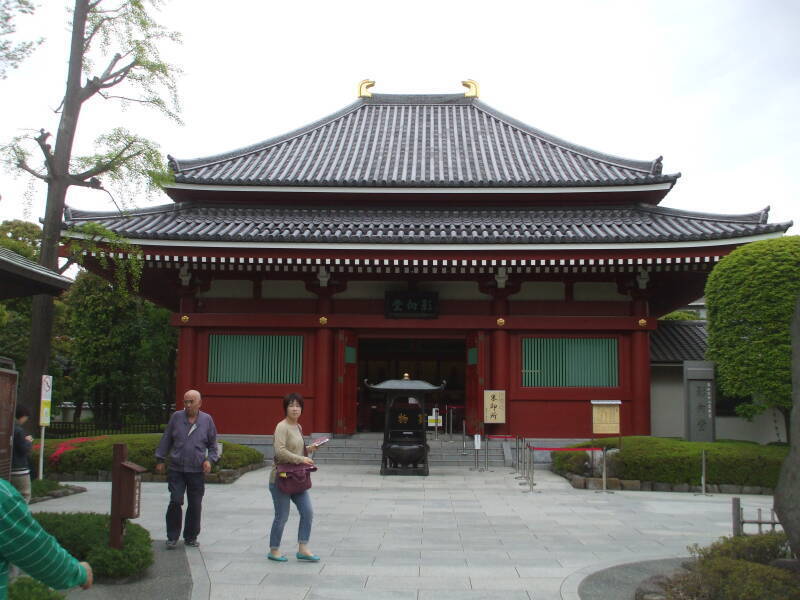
[448,408,454,442]
[484,436,491,472]
[529,446,535,489]
[38,426,46,480]
[461,420,467,455]
[701,449,706,494]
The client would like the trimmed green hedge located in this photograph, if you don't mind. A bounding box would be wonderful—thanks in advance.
[551,436,788,487]
[33,512,152,579]
[663,533,799,600]
[8,577,64,600]
[31,434,264,474]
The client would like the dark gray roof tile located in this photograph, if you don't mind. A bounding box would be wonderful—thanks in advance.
[62,204,790,245]
[651,320,707,363]
[168,94,679,189]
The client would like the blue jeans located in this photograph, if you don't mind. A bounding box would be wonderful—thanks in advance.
[269,482,313,549]
[166,469,205,542]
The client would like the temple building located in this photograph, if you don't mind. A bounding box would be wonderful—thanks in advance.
[63,81,792,439]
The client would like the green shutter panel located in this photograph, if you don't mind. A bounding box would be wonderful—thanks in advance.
[208,334,303,383]
[521,337,617,388]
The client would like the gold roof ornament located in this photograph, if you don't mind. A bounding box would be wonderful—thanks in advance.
[461,79,479,98]
[358,79,375,98]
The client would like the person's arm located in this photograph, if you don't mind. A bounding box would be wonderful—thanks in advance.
[273,423,306,464]
[0,482,89,590]
[203,416,218,473]
[154,413,175,472]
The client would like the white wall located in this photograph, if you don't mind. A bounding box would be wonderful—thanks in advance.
[649,364,786,444]
[574,282,629,301]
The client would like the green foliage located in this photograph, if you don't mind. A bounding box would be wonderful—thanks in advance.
[705,236,800,426]
[659,310,700,321]
[31,434,264,474]
[551,436,788,487]
[0,219,41,258]
[32,512,152,579]
[30,478,62,498]
[664,556,800,600]
[63,271,173,422]
[8,577,64,600]
[664,533,799,600]
[63,223,143,293]
[0,0,41,79]
[690,531,791,565]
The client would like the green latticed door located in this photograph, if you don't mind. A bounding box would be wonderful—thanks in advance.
[208,334,303,383]
[521,337,618,388]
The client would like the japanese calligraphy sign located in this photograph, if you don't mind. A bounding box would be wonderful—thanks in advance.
[591,400,620,435]
[483,390,506,424]
[385,291,438,319]
[40,375,53,427]
[684,361,715,442]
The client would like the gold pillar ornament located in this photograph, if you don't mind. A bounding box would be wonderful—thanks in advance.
[319,316,328,326]
[496,317,506,327]
[461,79,479,98]
[180,315,189,323]
[358,79,375,98]
[638,318,648,327]
[403,372,410,380]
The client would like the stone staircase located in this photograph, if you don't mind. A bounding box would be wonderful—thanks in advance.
[219,433,587,468]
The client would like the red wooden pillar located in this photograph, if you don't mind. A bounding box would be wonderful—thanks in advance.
[175,294,197,410]
[315,328,333,433]
[631,294,651,435]
[631,330,651,435]
[311,287,336,433]
[486,282,517,435]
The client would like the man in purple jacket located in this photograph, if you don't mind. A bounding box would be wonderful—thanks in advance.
[155,389,219,549]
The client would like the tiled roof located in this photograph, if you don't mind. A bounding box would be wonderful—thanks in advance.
[650,320,707,363]
[168,94,679,189]
[0,247,72,299]
[62,203,790,245]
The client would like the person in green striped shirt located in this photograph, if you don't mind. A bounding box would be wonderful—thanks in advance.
[0,479,93,599]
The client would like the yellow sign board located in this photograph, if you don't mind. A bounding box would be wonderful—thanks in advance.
[39,375,53,427]
[483,390,506,424]
[591,400,620,435]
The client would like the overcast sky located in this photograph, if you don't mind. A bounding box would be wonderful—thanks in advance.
[1,0,797,233]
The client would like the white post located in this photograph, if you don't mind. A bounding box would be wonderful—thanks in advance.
[38,426,46,480]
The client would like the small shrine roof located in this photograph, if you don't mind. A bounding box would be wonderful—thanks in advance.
[167,93,679,189]
[0,247,72,299]
[650,320,707,363]
[63,204,790,246]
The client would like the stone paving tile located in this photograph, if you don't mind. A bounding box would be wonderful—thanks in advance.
[419,591,531,600]
[307,590,416,600]
[365,575,471,590]
[36,466,779,600]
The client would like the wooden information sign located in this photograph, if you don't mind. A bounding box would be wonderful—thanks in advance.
[483,390,506,424]
[591,400,621,435]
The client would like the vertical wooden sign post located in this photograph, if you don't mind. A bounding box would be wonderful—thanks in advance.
[110,443,147,549]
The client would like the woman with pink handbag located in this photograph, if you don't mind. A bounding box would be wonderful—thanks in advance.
[268,393,321,562]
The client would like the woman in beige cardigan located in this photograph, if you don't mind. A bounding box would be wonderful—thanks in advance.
[268,393,319,562]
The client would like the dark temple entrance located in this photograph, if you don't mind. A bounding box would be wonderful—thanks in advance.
[357,338,465,433]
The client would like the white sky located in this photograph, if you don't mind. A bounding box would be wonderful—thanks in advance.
[0,0,798,233]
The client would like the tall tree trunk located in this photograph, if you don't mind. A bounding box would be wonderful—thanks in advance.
[774,297,800,557]
[18,0,89,429]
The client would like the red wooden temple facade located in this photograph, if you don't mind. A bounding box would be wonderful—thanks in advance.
[64,83,791,438]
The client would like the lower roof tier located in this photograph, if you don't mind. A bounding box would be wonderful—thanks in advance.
[63,203,790,247]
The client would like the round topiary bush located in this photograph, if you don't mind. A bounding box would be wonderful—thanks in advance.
[32,512,153,579]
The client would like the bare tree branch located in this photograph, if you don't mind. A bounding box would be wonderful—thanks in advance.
[33,128,56,175]
[97,91,159,106]
[82,16,110,51]
[15,157,48,181]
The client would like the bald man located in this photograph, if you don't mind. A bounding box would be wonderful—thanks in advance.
[155,390,219,549]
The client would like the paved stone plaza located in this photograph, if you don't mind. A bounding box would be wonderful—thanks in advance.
[32,465,775,600]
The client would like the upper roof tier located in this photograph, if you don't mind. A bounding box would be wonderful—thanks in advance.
[167,93,680,190]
